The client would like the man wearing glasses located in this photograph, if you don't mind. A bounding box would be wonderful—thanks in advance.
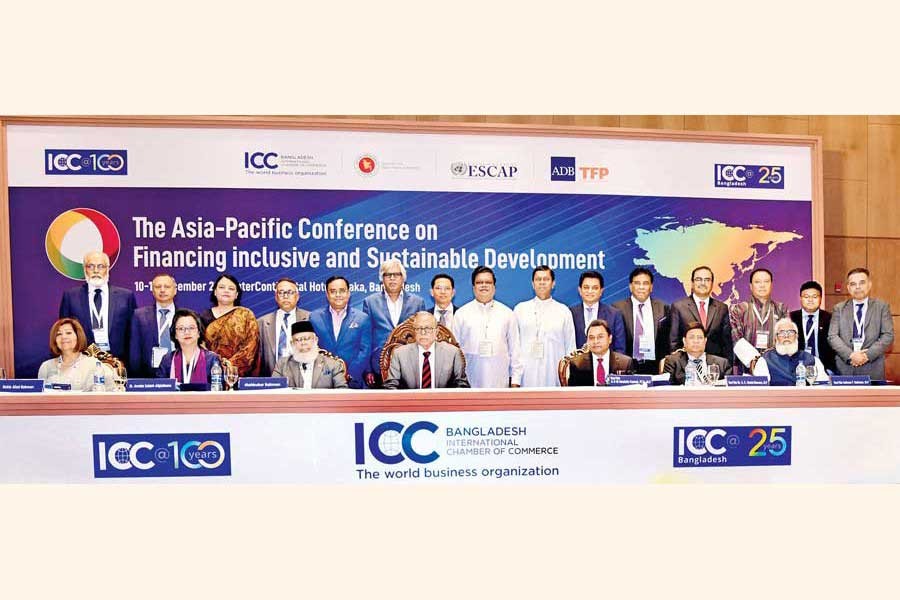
[752,318,828,385]
[668,266,733,362]
[383,312,469,389]
[59,250,137,362]
[272,321,347,389]
[256,277,311,377]
[790,281,836,375]
[362,258,427,386]
[128,273,179,377]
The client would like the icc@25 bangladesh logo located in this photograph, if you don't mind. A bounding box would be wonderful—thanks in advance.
[45,208,121,280]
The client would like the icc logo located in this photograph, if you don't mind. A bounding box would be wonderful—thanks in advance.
[676,428,727,456]
[244,151,279,169]
[716,164,748,182]
[354,421,439,465]
[45,149,127,175]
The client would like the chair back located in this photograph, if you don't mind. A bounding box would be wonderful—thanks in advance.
[557,345,591,386]
[82,344,127,378]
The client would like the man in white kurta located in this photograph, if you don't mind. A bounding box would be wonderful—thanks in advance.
[514,266,576,387]
[454,266,523,388]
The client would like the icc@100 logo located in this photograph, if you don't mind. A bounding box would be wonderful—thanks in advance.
[355,421,439,465]
[45,149,127,175]
[673,426,791,468]
[93,433,231,478]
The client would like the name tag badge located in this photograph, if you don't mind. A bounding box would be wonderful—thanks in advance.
[152,346,168,368]
[93,328,110,350]
[852,336,864,353]
[478,341,494,357]
[531,341,544,359]
[639,341,654,360]
[755,331,769,349]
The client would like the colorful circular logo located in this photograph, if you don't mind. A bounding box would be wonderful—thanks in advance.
[45,208,120,280]
[357,154,378,175]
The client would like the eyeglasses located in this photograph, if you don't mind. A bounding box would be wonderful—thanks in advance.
[383,272,403,279]
[175,326,198,333]
[293,336,316,343]
[413,327,436,333]
[276,290,298,297]
[775,331,798,339]
[692,277,712,283]
[800,293,820,300]
[84,263,108,272]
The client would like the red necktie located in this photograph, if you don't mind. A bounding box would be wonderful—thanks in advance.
[596,356,606,386]
[698,301,708,328]
[422,351,432,389]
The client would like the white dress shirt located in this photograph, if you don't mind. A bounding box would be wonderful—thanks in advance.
[454,299,523,388]
[630,295,656,360]
[514,296,576,387]
[385,291,404,327]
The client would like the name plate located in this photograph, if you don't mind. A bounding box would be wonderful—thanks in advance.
[607,374,652,387]
[45,382,73,391]
[0,379,45,393]
[127,378,178,392]
[830,375,871,386]
[237,377,288,390]
[725,376,769,387]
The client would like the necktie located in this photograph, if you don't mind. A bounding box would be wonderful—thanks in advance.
[438,309,447,326]
[278,313,289,358]
[854,303,864,338]
[586,306,595,334]
[806,314,816,355]
[698,300,707,328]
[422,351,432,389]
[158,308,172,350]
[596,356,606,386]
[92,288,103,329]
[634,303,645,357]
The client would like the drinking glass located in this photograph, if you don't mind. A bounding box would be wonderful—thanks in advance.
[0,367,6,379]
[706,364,720,385]
[113,373,128,392]
[805,363,818,386]
[225,371,239,390]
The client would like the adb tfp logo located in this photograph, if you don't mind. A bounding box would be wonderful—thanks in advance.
[551,156,576,181]
[354,421,439,465]
[45,149,127,175]
[93,433,231,478]
[244,151,279,169]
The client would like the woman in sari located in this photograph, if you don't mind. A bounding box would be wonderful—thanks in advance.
[157,309,224,386]
[199,273,260,376]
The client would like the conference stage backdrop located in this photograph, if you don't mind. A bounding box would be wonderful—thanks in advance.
[4,123,816,377]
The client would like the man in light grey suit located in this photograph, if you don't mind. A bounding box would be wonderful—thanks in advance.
[273,321,348,389]
[257,277,311,377]
[383,312,469,389]
[827,267,895,380]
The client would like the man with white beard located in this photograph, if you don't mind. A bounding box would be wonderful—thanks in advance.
[272,321,348,389]
[752,318,828,385]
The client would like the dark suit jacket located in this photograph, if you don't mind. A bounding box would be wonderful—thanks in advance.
[567,351,634,386]
[128,304,178,378]
[383,341,469,389]
[669,296,733,361]
[309,307,372,388]
[363,291,428,371]
[827,297,895,380]
[790,309,836,374]
[426,303,460,322]
[612,297,670,361]
[256,308,312,377]
[59,283,137,362]
[568,302,626,353]
[663,350,731,385]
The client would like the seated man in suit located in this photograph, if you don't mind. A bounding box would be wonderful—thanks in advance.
[827,267,895,380]
[272,321,348,389]
[383,312,469,389]
[129,273,178,377]
[59,250,137,362]
[790,280,837,374]
[256,277,311,377]
[308,275,373,389]
[753,318,828,385]
[568,319,634,386]
[663,321,731,385]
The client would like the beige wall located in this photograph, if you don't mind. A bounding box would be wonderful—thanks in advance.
[330,115,899,376]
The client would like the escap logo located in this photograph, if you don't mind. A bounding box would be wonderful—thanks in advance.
[673,425,791,468]
[714,163,784,189]
[93,433,231,478]
[244,151,279,170]
[450,161,518,179]
[354,421,439,465]
[551,156,576,181]
[45,149,127,175]
[46,208,121,280]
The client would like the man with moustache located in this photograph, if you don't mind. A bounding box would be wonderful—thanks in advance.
[753,318,828,385]
[730,268,789,360]
[568,270,626,352]
[128,273,179,377]
[272,321,347,389]
[308,275,373,389]
[514,265,576,387]
[428,273,459,333]
[669,266,733,361]
[59,250,137,362]
[567,319,634,386]
[613,267,670,375]
[383,312,469,389]
[256,277,311,377]
[663,321,731,385]
[790,281,836,374]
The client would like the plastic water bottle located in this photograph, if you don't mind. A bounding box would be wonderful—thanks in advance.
[795,363,807,387]
[685,360,698,387]
[92,360,106,392]
[210,362,223,391]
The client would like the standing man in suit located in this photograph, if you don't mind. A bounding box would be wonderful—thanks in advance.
[308,275,373,389]
[128,273,178,377]
[362,258,427,386]
[256,277,311,377]
[567,319,634,386]
[429,273,459,333]
[272,321,348,389]
[59,250,137,362]
[828,267,895,380]
[729,268,789,363]
[790,280,837,374]
[569,270,626,352]
[612,267,670,375]
[663,321,731,385]
[383,312,469,389]
[669,265,733,361]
